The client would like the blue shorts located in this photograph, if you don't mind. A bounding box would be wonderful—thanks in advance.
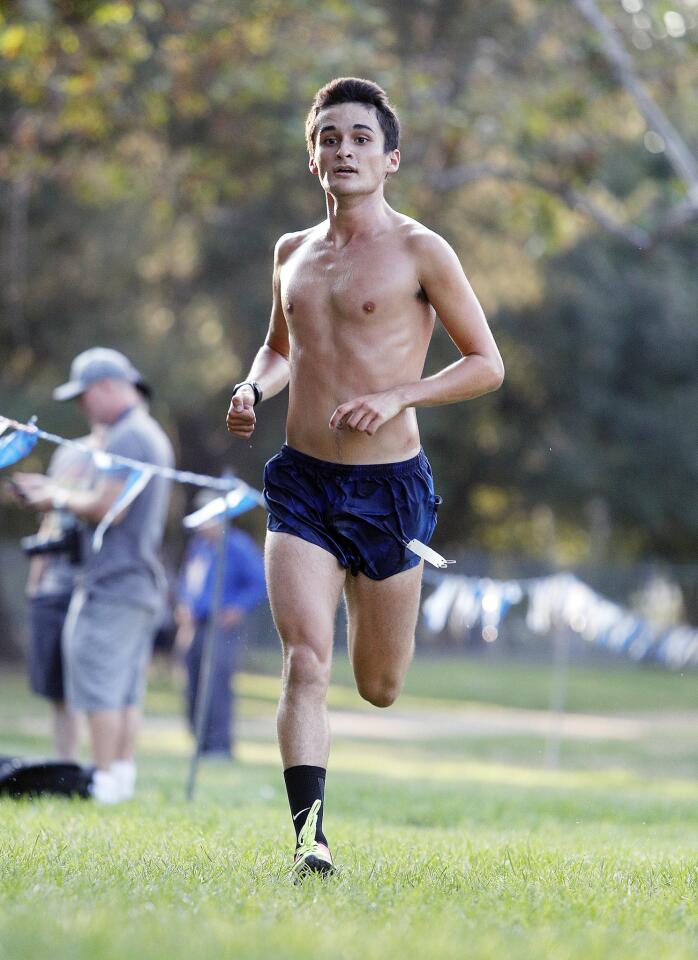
[264,444,441,581]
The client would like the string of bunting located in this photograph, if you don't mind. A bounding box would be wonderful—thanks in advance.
[0,415,258,492]
[0,415,452,567]
[422,570,698,671]
[0,415,265,544]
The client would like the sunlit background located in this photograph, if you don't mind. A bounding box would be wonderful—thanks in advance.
[1,0,697,761]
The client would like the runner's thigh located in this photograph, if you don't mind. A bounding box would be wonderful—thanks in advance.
[265,531,346,662]
[344,561,424,697]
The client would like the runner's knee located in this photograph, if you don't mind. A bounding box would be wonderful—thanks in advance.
[282,640,331,693]
[356,675,401,708]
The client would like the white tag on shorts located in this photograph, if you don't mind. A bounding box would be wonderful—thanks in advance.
[405,539,455,569]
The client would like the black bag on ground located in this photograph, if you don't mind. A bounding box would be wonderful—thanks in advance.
[0,755,93,798]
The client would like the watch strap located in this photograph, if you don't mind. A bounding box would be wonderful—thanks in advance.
[232,380,263,406]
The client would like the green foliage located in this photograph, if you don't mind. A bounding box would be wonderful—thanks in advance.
[1,0,696,563]
[483,229,698,560]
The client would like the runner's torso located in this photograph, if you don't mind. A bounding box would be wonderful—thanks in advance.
[279,214,436,464]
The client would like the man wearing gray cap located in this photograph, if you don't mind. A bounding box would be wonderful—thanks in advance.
[14,348,174,803]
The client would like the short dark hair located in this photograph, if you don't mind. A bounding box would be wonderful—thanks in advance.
[305,77,400,155]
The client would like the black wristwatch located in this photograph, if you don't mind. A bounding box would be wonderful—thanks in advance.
[232,380,263,406]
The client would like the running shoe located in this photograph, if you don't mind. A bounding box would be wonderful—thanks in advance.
[291,798,335,878]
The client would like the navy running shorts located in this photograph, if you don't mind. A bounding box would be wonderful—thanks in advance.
[263,444,441,581]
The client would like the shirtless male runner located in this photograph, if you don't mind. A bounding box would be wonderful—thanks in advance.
[226,77,504,876]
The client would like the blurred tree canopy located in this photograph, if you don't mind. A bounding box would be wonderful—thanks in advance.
[1,0,696,565]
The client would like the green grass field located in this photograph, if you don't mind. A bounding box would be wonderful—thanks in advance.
[2,651,698,960]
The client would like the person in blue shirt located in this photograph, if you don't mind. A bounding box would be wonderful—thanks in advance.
[176,511,266,758]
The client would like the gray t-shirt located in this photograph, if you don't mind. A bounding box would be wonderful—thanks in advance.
[81,406,174,613]
[30,441,96,599]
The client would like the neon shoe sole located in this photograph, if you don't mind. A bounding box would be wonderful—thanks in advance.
[292,842,335,878]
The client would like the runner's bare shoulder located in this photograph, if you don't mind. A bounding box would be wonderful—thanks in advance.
[274,226,318,266]
[397,215,456,264]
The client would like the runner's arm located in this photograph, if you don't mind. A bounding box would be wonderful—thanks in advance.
[398,232,504,408]
[226,236,292,438]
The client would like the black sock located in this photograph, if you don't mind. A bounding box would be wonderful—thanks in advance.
[283,765,328,848]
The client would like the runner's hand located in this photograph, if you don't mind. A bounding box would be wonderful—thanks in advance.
[329,389,404,436]
[226,386,256,439]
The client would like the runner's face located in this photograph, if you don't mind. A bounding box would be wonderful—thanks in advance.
[309,102,399,196]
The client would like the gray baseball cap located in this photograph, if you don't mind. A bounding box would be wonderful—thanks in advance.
[53,348,151,401]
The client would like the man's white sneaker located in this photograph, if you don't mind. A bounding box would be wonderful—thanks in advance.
[89,769,122,804]
[110,760,136,801]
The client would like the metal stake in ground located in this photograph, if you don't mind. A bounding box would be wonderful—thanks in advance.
[185,491,232,802]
